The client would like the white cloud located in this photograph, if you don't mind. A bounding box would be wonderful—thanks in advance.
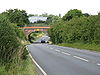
[0,0,100,16]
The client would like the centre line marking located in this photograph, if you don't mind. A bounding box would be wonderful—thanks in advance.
[50,48,53,49]
[97,63,100,66]
[61,52,71,55]
[73,56,89,62]
[55,50,60,52]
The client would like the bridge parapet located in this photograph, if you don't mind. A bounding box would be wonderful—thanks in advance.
[21,26,50,36]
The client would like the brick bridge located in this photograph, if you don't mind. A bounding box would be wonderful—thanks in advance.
[21,26,50,35]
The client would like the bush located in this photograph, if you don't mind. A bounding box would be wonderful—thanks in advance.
[93,40,100,44]
[21,47,29,60]
[48,12,100,44]
[0,14,28,68]
[0,15,20,64]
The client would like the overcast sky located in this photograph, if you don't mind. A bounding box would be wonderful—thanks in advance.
[0,0,100,16]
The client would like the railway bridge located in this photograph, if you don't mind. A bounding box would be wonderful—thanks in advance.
[21,26,50,35]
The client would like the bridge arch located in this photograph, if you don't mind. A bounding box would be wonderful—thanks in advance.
[20,26,50,43]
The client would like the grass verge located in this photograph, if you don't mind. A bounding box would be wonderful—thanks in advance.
[0,56,38,75]
[58,43,100,52]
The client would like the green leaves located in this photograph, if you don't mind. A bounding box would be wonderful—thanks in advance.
[62,9,83,21]
[48,10,100,45]
[0,14,20,64]
[2,9,29,27]
[46,15,61,25]
[0,13,27,67]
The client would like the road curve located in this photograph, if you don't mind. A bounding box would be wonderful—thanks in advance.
[27,44,100,75]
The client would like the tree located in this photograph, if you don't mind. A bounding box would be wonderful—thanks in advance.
[46,14,61,25]
[83,13,90,17]
[40,13,48,17]
[62,9,83,21]
[28,14,35,17]
[2,9,29,27]
[48,11,100,44]
[0,14,28,68]
[36,20,46,23]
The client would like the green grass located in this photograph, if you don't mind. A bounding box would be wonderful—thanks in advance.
[58,43,100,52]
[30,32,45,42]
[0,56,38,75]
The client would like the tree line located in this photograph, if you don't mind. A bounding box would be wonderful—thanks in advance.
[0,9,29,70]
[48,9,100,44]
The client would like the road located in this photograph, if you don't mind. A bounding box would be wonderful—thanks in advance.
[35,34,50,43]
[27,36,100,75]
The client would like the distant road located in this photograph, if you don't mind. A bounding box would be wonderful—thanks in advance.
[35,35,50,43]
[27,36,100,75]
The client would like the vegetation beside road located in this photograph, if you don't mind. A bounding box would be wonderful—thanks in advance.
[0,56,38,75]
[0,9,38,75]
[48,9,100,52]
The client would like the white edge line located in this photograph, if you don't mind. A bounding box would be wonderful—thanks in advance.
[73,56,89,62]
[29,54,47,75]
[26,46,47,75]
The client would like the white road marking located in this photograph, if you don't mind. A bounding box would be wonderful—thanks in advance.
[46,47,48,48]
[29,54,47,75]
[73,56,89,62]
[97,63,100,66]
[55,50,60,52]
[61,52,71,55]
[50,48,53,49]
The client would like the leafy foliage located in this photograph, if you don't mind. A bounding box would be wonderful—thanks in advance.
[45,14,61,25]
[62,9,83,21]
[2,9,29,27]
[0,14,28,68]
[48,9,100,45]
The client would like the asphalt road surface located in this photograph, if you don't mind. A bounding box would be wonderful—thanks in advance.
[35,34,50,43]
[27,36,100,75]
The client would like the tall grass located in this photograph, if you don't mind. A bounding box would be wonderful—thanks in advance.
[0,56,38,75]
